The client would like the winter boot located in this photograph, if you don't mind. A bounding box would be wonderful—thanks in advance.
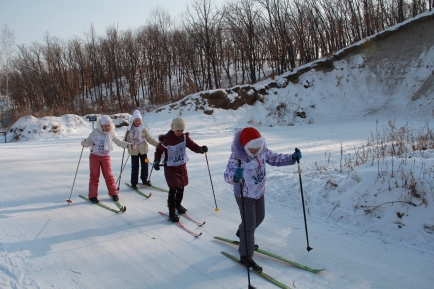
[131,184,139,190]
[240,255,262,272]
[142,180,152,186]
[89,197,99,203]
[169,210,179,222]
[176,204,187,214]
[111,195,119,202]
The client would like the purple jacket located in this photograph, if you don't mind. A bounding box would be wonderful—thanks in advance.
[223,129,296,199]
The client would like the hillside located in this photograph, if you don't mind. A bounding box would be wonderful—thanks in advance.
[153,10,433,126]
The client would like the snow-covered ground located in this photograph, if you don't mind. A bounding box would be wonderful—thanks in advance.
[1,112,433,289]
[1,10,433,289]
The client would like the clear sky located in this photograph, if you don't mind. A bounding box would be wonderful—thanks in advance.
[1,0,226,46]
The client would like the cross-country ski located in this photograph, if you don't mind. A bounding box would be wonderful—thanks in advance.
[79,195,126,213]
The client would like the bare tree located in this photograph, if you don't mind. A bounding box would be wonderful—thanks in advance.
[4,0,433,121]
[224,0,263,84]
[1,24,15,106]
[183,0,224,90]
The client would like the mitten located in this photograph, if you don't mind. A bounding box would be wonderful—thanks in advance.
[292,148,302,161]
[200,146,208,153]
[233,167,244,183]
[153,161,160,171]
[131,143,137,150]
[81,139,87,147]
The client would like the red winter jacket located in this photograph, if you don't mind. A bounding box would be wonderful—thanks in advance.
[154,130,202,188]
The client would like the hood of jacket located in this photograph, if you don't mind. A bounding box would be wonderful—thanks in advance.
[231,129,266,160]
[95,119,115,133]
[158,130,190,144]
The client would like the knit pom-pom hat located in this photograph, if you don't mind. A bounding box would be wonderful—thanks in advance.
[132,110,142,121]
[128,110,143,130]
[239,127,264,157]
[171,117,186,131]
[100,115,113,125]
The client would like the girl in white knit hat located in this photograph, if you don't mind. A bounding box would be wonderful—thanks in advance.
[153,117,208,222]
[125,110,159,189]
[81,115,136,203]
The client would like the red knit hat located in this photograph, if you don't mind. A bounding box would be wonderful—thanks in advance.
[240,127,264,149]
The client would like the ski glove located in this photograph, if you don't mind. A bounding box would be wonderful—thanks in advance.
[130,143,137,150]
[153,161,160,171]
[200,146,208,153]
[292,148,302,162]
[81,139,87,147]
[233,167,244,183]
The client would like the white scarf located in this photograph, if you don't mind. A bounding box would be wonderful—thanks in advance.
[128,125,146,144]
[103,131,113,151]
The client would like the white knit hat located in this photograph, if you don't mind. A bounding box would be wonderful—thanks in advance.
[171,117,186,131]
[128,110,143,131]
[100,115,112,125]
[132,110,142,121]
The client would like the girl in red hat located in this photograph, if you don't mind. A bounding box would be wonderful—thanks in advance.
[223,127,301,272]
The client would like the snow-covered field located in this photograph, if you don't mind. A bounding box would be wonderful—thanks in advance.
[0,111,433,289]
[1,10,433,289]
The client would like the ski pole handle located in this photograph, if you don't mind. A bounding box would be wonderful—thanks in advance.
[295,148,301,164]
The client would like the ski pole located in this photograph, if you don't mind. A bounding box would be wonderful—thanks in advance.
[295,148,313,252]
[116,154,130,186]
[117,148,126,190]
[146,158,153,182]
[66,146,84,204]
[205,152,219,211]
[238,160,255,289]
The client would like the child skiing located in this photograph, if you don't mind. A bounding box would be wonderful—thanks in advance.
[125,110,159,189]
[81,115,136,203]
[223,127,301,272]
[153,117,208,222]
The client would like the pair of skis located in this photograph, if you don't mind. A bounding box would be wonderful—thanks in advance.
[124,182,169,199]
[79,195,126,213]
[215,236,324,289]
[138,182,169,193]
[78,181,154,213]
[159,211,205,237]
[125,183,152,198]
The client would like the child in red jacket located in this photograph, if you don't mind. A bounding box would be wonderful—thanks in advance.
[153,117,208,222]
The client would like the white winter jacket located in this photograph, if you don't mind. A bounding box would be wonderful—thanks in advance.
[84,119,131,154]
[124,119,159,156]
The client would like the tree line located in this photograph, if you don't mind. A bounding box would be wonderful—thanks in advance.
[1,0,432,121]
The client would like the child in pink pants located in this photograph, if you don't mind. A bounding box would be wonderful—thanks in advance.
[81,115,135,203]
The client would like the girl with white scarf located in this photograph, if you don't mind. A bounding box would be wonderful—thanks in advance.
[125,110,159,189]
[81,115,135,203]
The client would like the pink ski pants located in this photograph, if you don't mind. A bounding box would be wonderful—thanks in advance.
[88,153,118,198]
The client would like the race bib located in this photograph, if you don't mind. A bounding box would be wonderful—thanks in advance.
[91,135,110,156]
[165,138,189,166]
[243,154,266,198]
[129,128,146,144]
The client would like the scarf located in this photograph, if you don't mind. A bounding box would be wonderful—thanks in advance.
[103,131,113,151]
[128,125,146,144]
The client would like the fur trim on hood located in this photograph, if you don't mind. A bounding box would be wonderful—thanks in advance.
[95,118,115,133]
[231,129,266,160]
